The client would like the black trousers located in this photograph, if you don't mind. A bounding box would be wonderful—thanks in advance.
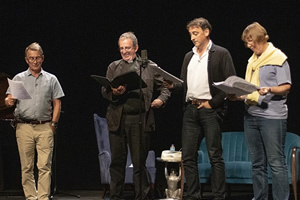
[109,113,150,200]
[182,105,225,200]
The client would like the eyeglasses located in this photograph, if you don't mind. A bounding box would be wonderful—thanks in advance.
[244,39,254,47]
[27,56,43,63]
[119,46,133,52]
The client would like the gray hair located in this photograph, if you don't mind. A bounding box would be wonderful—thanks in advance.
[25,42,44,57]
[118,32,138,47]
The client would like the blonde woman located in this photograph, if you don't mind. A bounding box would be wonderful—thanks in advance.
[229,22,291,200]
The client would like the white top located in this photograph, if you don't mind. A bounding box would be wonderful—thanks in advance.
[186,40,212,101]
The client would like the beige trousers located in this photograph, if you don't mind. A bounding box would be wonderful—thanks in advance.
[16,123,54,200]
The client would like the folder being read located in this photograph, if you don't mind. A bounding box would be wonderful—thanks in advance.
[91,71,147,91]
[153,67,183,83]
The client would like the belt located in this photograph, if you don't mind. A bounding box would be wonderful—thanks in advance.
[17,119,51,124]
[187,99,208,106]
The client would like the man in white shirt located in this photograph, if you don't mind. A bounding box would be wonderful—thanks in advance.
[165,17,236,200]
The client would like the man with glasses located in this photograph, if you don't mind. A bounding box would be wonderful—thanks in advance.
[5,42,64,200]
[101,32,170,200]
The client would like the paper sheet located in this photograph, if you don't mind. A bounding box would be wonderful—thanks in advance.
[153,67,183,83]
[7,78,32,99]
[213,76,259,96]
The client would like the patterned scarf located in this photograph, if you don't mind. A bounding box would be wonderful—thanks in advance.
[245,42,287,105]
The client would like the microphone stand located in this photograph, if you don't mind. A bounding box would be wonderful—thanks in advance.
[138,50,148,199]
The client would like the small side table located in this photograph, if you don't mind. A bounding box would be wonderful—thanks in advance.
[157,157,184,200]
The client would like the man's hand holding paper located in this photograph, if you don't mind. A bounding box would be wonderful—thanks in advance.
[7,78,32,100]
[112,85,126,96]
[4,95,17,107]
[163,80,174,89]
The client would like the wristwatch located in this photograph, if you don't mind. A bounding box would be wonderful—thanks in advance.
[50,121,58,128]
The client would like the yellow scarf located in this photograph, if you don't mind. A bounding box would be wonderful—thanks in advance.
[245,43,287,105]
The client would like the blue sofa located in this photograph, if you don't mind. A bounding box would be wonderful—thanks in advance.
[198,132,300,199]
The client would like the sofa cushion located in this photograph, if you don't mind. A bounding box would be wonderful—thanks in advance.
[225,161,252,179]
[198,161,253,183]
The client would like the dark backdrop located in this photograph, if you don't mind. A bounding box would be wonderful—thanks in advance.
[0,0,299,190]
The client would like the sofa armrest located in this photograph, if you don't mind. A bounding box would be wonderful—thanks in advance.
[99,151,111,168]
[98,151,111,184]
[146,150,156,168]
[292,147,299,178]
[291,146,300,200]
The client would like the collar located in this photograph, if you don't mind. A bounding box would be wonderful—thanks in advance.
[192,39,212,55]
[26,68,44,77]
[123,57,137,64]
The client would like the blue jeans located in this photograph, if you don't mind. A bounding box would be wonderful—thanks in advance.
[182,104,225,199]
[244,113,290,200]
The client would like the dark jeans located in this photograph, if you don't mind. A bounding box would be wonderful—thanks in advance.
[244,113,289,200]
[182,104,225,199]
[109,113,150,200]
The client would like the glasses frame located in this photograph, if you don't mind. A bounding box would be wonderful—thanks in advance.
[119,46,133,52]
[26,56,43,63]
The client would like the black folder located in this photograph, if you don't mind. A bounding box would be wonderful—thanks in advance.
[91,71,147,91]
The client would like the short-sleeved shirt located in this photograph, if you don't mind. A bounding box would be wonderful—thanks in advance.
[246,61,291,119]
[7,68,65,121]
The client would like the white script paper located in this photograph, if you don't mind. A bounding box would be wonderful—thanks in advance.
[7,78,32,99]
[212,76,259,96]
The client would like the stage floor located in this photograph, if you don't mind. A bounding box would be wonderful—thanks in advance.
[0,189,252,200]
[0,188,297,200]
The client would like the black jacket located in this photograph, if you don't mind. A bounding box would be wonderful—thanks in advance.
[174,43,236,113]
[102,58,170,132]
